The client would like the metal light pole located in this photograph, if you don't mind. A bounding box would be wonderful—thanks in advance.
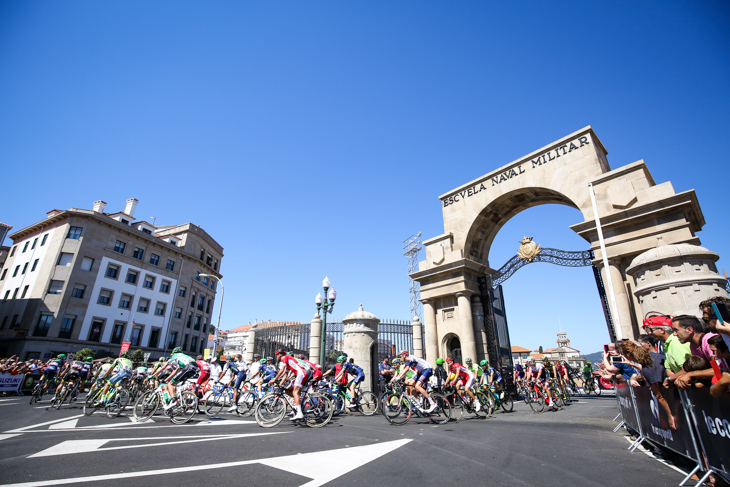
[315,276,337,366]
[200,274,224,358]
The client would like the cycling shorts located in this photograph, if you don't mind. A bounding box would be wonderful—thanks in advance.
[196,371,210,386]
[351,371,365,385]
[234,370,247,390]
[414,368,433,386]
[109,370,131,385]
[457,376,475,389]
[293,368,312,388]
[169,364,197,384]
[159,370,171,381]
[262,374,276,384]
[44,368,57,378]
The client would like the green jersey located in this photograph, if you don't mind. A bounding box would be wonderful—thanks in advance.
[169,352,195,368]
[112,357,133,372]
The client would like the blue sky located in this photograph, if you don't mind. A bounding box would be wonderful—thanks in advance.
[2,2,729,355]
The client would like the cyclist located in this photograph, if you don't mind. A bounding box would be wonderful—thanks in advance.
[53,356,84,402]
[194,355,211,394]
[260,357,277,391]
[334,356,364,409]
[514,362,525,388]
[465,358,482,382]
[162,347,197,410]
[396,350,437,413]
[482,360,503,398]
[98,352,134,400]
[445,356,479,410]
[40,354,65,396]
[323,355,349,390]
[295,356,323,388]
[272,348,312,420]
[525,358,554,407]
[248,357,266,394]
[90,359,113,385]
[79,357,94,392]
[219,354,246,412]
[434,358,448,391]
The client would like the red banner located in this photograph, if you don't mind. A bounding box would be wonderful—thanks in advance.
[120,342,130,356]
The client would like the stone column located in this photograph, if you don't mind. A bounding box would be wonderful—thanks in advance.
[412,316,424,359]
[342,305,379,393]
[422,299,438,365]
[600,260,635,341]
[244,327,256,364]
[456,292,478,362]
[309,313,322,364]
[471,296,488,362]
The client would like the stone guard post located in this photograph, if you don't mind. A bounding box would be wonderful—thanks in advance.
[342,304,379,393]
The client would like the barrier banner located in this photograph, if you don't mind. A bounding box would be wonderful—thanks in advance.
[0,372,25,393]
[632,384,698,460]
[683,388,730,476]
[615,380,640,433]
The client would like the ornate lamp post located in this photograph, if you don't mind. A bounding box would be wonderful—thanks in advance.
[199,274,224,357]
[315,276,337,366]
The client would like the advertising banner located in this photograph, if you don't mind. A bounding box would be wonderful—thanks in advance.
[614,380,640,433]
[21,373,41,392]
[120,342,130,356]
[632,385,698,460]
[0,372,25,393]
[684,388,730,476]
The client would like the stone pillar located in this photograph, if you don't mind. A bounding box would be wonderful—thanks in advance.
[471,296,488,362]
[309,313,322,364]
[412,316,424,359]
[244,326,256,364]
[422,299,438,365]
[342,305,379,393]
[456,292,478,363]
[599,260,635,341]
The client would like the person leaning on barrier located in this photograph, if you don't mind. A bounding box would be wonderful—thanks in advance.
[672,315,717,390]
[708,334,730,397]
[601,341,638,383]
[642,315,691,385]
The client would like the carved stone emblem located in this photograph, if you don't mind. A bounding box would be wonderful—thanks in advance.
[517,236,542,262]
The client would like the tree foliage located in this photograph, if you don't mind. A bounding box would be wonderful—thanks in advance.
[75,348,95,360]
[129,349,145,364]
[538,346,543,354]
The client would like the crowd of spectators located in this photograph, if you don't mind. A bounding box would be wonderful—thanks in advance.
[0,356,45,376]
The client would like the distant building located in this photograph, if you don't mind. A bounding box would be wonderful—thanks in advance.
[539,332,587,369]
[222,324,252,356]
[0,198,223,360]
[511,345,532,365]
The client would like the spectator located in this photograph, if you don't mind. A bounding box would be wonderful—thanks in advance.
[709,334,730,398]
[601,341,638,383]
[682,356,712,388]
[642,315,691,384]
[699,296,730,347]
[378,357,394,390]
[637,334,658,353]
[672,315,717,390]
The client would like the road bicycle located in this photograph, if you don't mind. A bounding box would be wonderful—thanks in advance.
[203,381,237,416]
[83,381,130,418]
[254,384,333,428]
[484,382,514,413]
[330,382,378,416]
[29,376,58,405]
[527,380,548,413]
[50,377,80,410]
[581,375,601,396]
[381,383,451,426]
[443,384,488,420]
[133,382,198,424]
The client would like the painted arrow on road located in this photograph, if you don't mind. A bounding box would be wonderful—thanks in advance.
[3,438,412,487]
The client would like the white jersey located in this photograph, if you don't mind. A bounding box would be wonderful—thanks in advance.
[528,363,544,377]
[405,356,432,373]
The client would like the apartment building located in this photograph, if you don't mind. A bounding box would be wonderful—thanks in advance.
[0,198,223,361]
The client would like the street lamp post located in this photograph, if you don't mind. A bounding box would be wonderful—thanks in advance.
[315,276,337,366]
[199,274,224,358]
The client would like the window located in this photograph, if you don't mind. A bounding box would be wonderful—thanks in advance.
[48,280,64,295]
[160,280,170,293]
[98,289,113,305]
[58,253,74,266]
[201,276,209,286]
[80,257,94,271]
[148,328,160,348]
[174,307,182,319]
[110,323,124,344]
[133,247,144,260]
[149,253,160,266]
[88,320,104,342]
[210,280,216,290]
[130,326,143,347]
[200,250,205,261]
[190,291,196,308]
[142,228,152,235]
[72,285,86,298]
[31,238,38,250]
[143,276,155,289]
[33,314,53,337]
[41,234,48,246]
[155,302,166,316]
[31,259,39,272]
[106,264,119,279]
[206,298,211,314]
[126,270,138,284]
[21,262,28,274]
[22,241,29,253]
[11,288,19,300]
[213,260,218,271]
[138,298,150,313]
[191,336,198,351]
[186,312,192,328]
[166,259,175,271]
[195,271,200,281]
[182,334,189,350]
[206,254,212,266]
[67,226,82,239]
[0,269,6,280]
[20,285,29,299]
[121,218,129,225]
[2,290,9,302]
[194,314,201,331]
[12,265,19,277]
[10,246,16,257]
[197,295,204,311]
[113,240,126,253]
[59,316,75,339]
[178,287,186,297]
[167,331,178,349]
[119,294,132,309]
[199,341,205,355]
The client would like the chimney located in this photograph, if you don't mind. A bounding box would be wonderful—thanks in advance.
[92,200,107,213]
[124,198,139,218]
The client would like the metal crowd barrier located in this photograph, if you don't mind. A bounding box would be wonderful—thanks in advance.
[613,379,729,486]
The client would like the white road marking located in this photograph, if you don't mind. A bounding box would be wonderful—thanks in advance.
[5,438,410,487]
[14,417,257,433]
[0,434,21,442]
[5,414,84,433]
[623,436,687,476]
[0,398,21,403]
[49,419,79,430]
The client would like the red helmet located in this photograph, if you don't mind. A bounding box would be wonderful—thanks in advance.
[399,350,409,356]
[275,349,285,356]
[446,357,454,363]
[196,355,203,360]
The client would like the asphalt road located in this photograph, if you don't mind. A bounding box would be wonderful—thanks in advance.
[0,391,689,487]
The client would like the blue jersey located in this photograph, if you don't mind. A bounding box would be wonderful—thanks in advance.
[488,366,502,382]
[342,362,363,376]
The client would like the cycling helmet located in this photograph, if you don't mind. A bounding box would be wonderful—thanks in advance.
[479,360,489,367]
[528,358,535,364]
[297,354,305,359]
[275,349,285,356]
[143,362,148,367]
[336,355,347,363]
[445,356,454,363]
[392,358,401,365]
[171,347,182,355]
[435,358,444,365]
[86,356,94,361]
[465,358,472,363]
[58,354,66,359]
[159,357,167,362]
[196,355,203,360]
[398,350,409,356]
[120,351,129,358]
[259,358,267,364]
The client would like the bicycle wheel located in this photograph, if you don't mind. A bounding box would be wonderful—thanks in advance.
[427,393,451,425]
[592,379,601,396]
[204,392,226,417]
[29,384,41,405]
[169,390,198,424]
[236,390,258,417]
[529,390,545,413]
[106,388,130,418]
[382,393,411,426]
[303,393,333,428]
[473,392,490,419]
[83,388,102,416]
[255,395,287,428]
[133,391,160,421]
[448,393,465,421]
[501,393,514,412]
[357,391,378,416]
[550,391,564,410]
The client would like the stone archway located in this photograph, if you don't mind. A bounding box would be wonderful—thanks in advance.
[442,333,462,364]
[412,126,712,367]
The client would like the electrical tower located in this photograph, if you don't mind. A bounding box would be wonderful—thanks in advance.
[403,232,423,321]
